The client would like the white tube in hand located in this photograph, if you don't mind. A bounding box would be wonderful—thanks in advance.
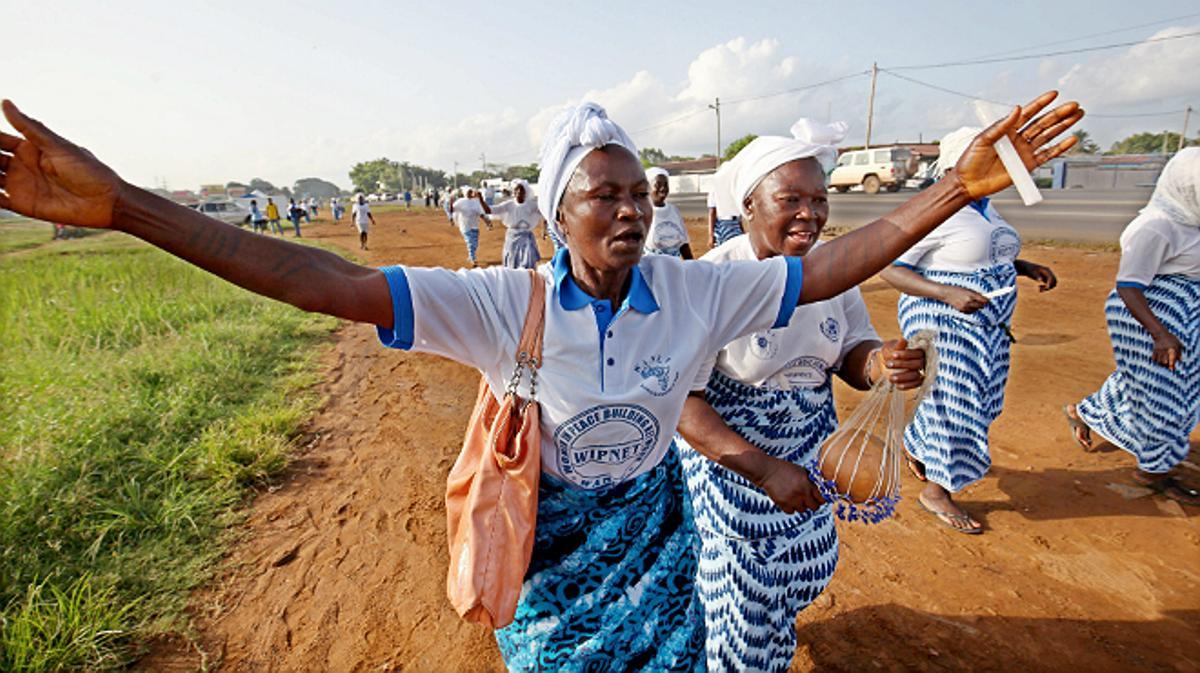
[973,101,1043,206]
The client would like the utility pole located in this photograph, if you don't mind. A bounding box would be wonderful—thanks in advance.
[865,62,878,150]
[709,97,722,166]
[1180,106,1193,152]
[453,161,459,190]
[480,152,487,174]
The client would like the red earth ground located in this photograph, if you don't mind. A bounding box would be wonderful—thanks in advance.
[142,207,1199,672]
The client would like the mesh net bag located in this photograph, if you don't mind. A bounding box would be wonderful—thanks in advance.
[806,330,938,524]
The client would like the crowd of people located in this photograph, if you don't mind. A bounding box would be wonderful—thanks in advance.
[3,88,1197,672]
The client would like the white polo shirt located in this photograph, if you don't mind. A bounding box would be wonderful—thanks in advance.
[488,198,542,233]
[893,199,1021,272]
[1116,211,1200,288]
[352,201,371,228]
[377,249,803,490]
[696,237,878,390]
[452,198,486,233]
[645,203,689,256]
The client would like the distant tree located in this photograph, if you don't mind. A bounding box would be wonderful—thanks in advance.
[1069,130,1099,154]
[723,134,758,162]
[639,147,669,167]
[225,181,249,191]
[248,178,279,194]
[293,177,341,199]
[667,154,696,162]
[501,163,540,181]
[349,158,402,194]
[1107,131,1195,155]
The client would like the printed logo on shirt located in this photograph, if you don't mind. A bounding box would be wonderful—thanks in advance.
[775,356,830,389]
[635,355,679,397]
[989,226,1021,265]
[749,330,780,360]
[819,317,841,343]
[553,404,661,489]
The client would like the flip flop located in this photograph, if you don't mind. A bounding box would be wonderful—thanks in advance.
[1131,472,1200,507]
[905,453,927,482]
[1061,404,1095,452]
[918,496,983,535]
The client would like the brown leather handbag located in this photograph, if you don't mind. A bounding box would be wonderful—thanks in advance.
[444,269,545,629]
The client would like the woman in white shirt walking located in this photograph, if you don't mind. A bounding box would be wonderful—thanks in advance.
[487,179,544,269]
[1066,148,1200,505]
[643,167,693,259]
[879,126,1060,534]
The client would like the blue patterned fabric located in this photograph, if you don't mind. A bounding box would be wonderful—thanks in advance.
[462,228,480,263]
[676,370,839,672]
[1077,275,1200,473]
[502,229,541,269]
[646,245,684,258]
[898,263,1018,492]
[495,447,704,672]
[714,218,743,246]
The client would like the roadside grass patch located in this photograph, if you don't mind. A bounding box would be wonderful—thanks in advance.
[0,233,340,670]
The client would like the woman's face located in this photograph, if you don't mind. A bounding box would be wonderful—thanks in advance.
[558,145,651,273]
[744,158,828,259]
[650,175,669,207]
[514,184,526,203]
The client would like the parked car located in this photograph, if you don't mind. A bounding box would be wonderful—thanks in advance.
[192,200,251,226]
[829,147,914,194]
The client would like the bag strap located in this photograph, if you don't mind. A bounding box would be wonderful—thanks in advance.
[515,269,546,368]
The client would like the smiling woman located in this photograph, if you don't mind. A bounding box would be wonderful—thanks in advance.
[0,93,1082,671]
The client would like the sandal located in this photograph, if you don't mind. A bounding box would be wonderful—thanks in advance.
[905,453,927,482]
[1131,472,1200,507]
[918,495,983,535]
[1062,404,1095,452]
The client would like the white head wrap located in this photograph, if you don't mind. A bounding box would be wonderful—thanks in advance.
[645,167,670,185]
[714,118,848,219]
[1143,147,1200,227]
[936,126,983,176]
[510,178,531,202]
[536,102,638,240]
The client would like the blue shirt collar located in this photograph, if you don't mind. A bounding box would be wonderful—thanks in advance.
[968,197,991,220]
[551,248,660,314]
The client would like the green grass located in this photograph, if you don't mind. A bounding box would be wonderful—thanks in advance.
[0,232,340,670]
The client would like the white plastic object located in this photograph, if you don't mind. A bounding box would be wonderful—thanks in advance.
[973,100,1043,206]
[983,286,1015,299]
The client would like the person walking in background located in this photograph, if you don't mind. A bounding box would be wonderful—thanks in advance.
[707,168,745,247]
[487,179,543,269]
[265,197,283,235]
[403,189,412,209]
[1066,148,1200,506]
[482,181,495,206]
[351,193,375,250]
[451,188,489,266]
[330,196,342,222]
[287,198,304,236]
[249,199,267,234]
[643,167,693,259]
[879,126,1060,534]
[442,187,455,224]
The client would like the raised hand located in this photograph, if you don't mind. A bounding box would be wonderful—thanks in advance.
[0,100,125,228]
[955,91,1084,199]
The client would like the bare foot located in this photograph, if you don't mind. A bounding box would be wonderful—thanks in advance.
[918,484,982,534]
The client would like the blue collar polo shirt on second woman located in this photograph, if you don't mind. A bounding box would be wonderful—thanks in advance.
[373,248,803,490]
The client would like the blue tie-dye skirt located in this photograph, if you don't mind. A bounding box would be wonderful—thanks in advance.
[1078,275,1200,473]
[714,218,743,246]
[494,447,704,672]
[676,371,839,672]
[462,228,480,262]
[502,230,540,269]
[897,263,1018,492]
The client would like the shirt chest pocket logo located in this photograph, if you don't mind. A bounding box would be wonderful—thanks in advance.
[749,330,780,360]
[635,355,679,397]
[989,227,1021,265]
[819,317,841,342]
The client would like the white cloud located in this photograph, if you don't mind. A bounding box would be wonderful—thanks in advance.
[1056,25,1200,106]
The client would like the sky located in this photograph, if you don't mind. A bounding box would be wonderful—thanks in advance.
[5,0,1198,191]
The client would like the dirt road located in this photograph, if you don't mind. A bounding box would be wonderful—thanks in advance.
[144,207,1199,672]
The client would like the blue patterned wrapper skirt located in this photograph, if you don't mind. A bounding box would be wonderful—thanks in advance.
[714,218,743,246]
[676,371,839,673]
[898,263,1018,493]
[1078,275,1200,473]
[494,447,704,672]
[502,230,541,269]
[461,228,480,262]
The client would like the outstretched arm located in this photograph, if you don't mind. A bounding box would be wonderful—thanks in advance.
[0,100,394,328]
[798,91,1082,304]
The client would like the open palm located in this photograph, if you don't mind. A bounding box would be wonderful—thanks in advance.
[1,100,123,228]
[955,91,1084,199]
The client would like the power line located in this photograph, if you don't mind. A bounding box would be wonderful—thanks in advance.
[887,30,1200,71]
[722,71,870,106]
[968,11,1200,60]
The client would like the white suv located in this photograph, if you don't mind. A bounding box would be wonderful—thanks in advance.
[829,147,914,194]
[192,200,251,226]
